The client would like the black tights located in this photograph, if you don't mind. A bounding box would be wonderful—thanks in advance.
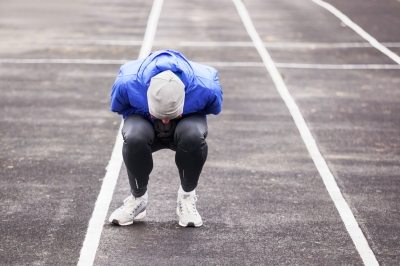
[121,113,208,197]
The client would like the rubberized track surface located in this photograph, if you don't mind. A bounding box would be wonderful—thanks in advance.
[0,0,399,265]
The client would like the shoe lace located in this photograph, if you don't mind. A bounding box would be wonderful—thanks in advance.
[120,196,142,213]
[179,195,199,215]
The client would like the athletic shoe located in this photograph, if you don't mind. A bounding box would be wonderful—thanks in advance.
[108,195,147,226]
[176,194,203,227]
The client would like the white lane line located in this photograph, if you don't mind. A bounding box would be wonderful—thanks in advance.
[311,0,400,66]
[139,0,164,59]
[76,0,163,265]
[181,41,254,47]
[232,0,380,266]
[180,41,400,48]
[0,59,128,64]
[50,39,144,46]
[2,59,400,70]
[49,40,400,48]
[381,42,400,48]
[273,63,400,69]
[7,39,400,48]
[199,62,400,69]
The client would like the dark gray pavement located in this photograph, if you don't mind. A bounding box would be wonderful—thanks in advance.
[322,0,400,43]
[0,0,151,265]
[243,1,400,265]
[0,0,399,265]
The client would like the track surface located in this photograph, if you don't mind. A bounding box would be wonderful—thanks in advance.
[0,0,399,265]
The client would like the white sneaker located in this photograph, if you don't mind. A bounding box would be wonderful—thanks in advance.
[176,194,203,227]
[109,195,147,226]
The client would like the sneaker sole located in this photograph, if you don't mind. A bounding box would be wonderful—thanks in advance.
[178,221,203,227]
[111,210,147,226]
[176,208,202,227]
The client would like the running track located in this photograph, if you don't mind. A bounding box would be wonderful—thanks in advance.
[0,0,399,265]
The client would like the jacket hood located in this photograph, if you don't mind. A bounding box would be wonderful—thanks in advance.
[137,50,194,90]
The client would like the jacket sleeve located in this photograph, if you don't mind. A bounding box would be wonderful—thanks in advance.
[203,73,223,115]
[110,76,130,115]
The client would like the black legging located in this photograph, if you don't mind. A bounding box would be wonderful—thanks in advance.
[121,113,208,197]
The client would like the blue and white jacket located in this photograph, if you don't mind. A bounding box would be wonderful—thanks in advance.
[110,50,223,120]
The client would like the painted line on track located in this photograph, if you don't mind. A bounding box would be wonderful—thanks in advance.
[13,39,400,48]
[232,0,380,265]
[49,40,144,46]
[2,59,400,70]
[273,63,400,69]
[311,0,400,66]
[200,62,400,70]
[180,41,400,48]
[76,0,163,265]
[0,59,128,64]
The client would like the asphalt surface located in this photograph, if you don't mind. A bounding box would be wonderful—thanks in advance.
[0,0,399,265]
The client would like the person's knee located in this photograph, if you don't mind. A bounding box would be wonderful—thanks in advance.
[122,129,153,151]
[122,115,154,150]
[176,127,207,152]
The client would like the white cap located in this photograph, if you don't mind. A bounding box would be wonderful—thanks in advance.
[147,70,185,120]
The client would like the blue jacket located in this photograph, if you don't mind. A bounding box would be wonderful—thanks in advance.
[110,50,223,120]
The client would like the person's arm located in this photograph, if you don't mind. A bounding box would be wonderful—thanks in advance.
[110,77,130,115]
[203,74,223,115]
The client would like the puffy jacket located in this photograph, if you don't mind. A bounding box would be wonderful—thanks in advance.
[110,50,223,120]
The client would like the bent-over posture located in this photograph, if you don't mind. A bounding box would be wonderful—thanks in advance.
[108,50,223,227]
